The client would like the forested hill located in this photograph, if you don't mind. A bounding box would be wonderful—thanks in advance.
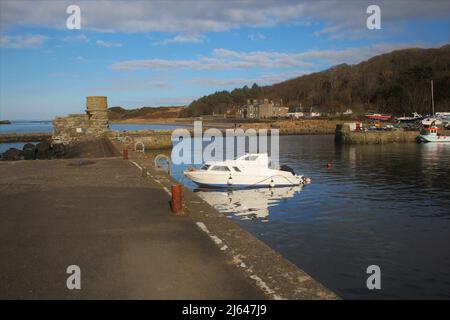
[108,106,184,121]
[181,45,450,117]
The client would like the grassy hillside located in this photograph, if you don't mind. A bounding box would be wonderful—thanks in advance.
[181,45,450,117]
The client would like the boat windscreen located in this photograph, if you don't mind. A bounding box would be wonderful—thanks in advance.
[211,166,230,171]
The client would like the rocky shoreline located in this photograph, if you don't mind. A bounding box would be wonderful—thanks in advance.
[1,138,118,161]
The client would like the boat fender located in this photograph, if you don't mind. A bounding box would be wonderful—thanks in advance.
[269,179,275,188]
[227,175,233,185]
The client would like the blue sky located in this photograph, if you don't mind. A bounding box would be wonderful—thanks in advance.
[0,0,449,120]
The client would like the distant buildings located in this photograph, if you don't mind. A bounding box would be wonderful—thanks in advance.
[237,99,288,119]
[234,100,353,120]
[288,107,321,118]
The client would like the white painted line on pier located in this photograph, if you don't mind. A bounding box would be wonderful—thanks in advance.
[249,274,283,300]
[196,221,283,300]
[196,222,228,251]
[129,160,171,195]
[129,160,142,170]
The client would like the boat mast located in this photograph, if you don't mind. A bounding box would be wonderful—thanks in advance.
[431,79,435,116]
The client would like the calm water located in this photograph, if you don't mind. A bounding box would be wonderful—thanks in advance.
[0,121,53,134]
[0,121,188,134]
[171,135,450,299]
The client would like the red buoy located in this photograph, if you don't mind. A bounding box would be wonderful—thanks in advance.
[171,184,183,214]
[326,162,333,168]
[123,148,128,160]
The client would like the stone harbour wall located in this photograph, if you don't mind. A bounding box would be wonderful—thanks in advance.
[52,96,109,145]
[335,124,419,144]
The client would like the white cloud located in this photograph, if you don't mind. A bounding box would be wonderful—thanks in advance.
[62,34,89,42]
[73,55,88,63]
[0,34,48,48]
[110,48,313,71]
[190,71,309,87]
[0,0,448,36]
[248,33,267,41]
[152,33,204,46]
[96,39,122,47]
[109,43,429,72]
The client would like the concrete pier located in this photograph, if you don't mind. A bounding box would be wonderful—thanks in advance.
[0,158,264,299]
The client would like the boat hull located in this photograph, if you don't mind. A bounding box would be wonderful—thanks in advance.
[365,114,391,121]
[184,171,303,188]
[417,135,450,143]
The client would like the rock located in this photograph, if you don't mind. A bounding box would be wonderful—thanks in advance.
[52,143,66,158]
[22,143,36,151]
[36,142,51,159]
[2,148,22,161]
[23,143,37,160]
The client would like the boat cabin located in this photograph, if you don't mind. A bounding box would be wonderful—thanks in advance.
[199,153,270,172]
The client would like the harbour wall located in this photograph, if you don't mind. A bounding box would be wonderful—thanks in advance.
[109,126,338,151]
[0,132,51,143]
[335,124,420,144]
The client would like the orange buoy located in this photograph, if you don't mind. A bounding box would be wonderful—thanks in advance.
[171,184,183,214]
[326,162,333,168]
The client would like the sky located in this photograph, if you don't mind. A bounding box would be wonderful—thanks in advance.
[0,0,449,120]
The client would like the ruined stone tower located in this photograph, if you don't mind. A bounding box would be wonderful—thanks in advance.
[86,96,109,130]
[52,96,110,144]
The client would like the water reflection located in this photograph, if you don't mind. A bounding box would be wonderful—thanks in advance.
[195,185,302,222]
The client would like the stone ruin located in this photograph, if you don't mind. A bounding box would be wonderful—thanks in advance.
[52,96,109,145]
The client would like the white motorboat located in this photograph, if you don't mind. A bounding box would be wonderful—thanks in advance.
[396,112,423,123]
[184,153,307,188]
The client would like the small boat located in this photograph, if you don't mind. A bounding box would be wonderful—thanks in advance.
[417,118,450,143]
[364,113,391,121]
[184,153,307,188]
[396,112,423,123]
[435,112,450,129]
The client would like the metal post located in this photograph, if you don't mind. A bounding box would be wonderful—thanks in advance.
[171,184,183,214]
[431,80,435,116]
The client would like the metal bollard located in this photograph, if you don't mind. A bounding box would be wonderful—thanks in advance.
[171,184,183,214]
[123,148,128,160]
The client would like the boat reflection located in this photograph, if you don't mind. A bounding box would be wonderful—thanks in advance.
[194,185,302,222]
